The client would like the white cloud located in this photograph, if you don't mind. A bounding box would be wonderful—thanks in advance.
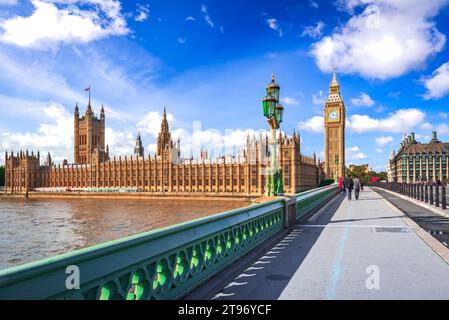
[375,136,393,147]
[420,122,433,130]
[281,96,299,106]
[422,61,449,99]
[146,143,157,154]
[105,127,134,156]
[201,4,214,28]
[374,105,387,113]
[1,110,137,163]
[301,21,325,39]
[1,103,73,162]
[298,116,324,133]
[185,16,196,22]
[135,3,150,22]
[0,0,129,49]
[171,127,270,159]
[351,92,374,107]
[436,123,449,135]
[376,148,383,153]
[347,108,426,133]
[439,112,448,120]
[110,111,268,159]
[266,18,282,37]
[312,90,325,105]
[310,0,447,80]
[178,37,186,44]
[0,45,145,123]
[136,111,174,138]
[346,146,367,161]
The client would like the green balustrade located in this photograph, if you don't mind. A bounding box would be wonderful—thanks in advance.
[296,185,339,219]
[0,185,338,300]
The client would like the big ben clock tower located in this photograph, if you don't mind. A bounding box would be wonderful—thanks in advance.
[324,67,345,181]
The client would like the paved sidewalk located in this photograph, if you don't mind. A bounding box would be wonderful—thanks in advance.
[374,188,449,248]
[189,188,449,299]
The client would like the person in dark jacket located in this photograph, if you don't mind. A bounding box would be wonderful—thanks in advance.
[345,175,354,200]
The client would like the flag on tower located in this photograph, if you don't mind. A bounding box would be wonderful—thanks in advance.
[84,85,91,106]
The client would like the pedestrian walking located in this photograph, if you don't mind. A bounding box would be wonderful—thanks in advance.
[345,175,354,200]
[339,176,343,192]
[354,176,361,200]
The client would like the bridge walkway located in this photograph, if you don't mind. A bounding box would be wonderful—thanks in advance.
[187,187,449,299]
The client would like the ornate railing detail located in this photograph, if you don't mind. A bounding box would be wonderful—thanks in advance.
[0,185,338,300]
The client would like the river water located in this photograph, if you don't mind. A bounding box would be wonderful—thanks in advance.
[0,197,250,270]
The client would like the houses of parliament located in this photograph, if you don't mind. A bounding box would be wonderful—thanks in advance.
[4,72,346,197]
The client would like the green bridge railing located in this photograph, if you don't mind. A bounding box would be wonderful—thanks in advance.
[296,186,339,220]
[0,185,339,300]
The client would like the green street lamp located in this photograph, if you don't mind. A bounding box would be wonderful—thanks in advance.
[262,74,284,196]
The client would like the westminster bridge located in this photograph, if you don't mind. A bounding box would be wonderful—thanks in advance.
[1,183,449,299]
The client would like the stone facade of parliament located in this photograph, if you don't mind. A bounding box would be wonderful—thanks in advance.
[4,75,337,197]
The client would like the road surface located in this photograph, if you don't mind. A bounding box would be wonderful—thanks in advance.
[187,187,449,300]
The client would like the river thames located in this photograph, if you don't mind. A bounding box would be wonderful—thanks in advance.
[0,197,250,270]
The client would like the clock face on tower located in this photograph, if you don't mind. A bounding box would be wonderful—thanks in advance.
[328,110,338,121]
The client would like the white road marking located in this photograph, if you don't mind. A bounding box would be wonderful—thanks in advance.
[245,266,264,271]
[235,273,256,279]
[224,281,248,289]
[253,260,271,265]
[260,255,277,259]
[211,292,235,300]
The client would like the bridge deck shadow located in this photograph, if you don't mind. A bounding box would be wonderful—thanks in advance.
[185,192,346,300]
[328,215,407,224]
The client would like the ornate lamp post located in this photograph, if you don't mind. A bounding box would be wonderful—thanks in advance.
[262,74,284,196]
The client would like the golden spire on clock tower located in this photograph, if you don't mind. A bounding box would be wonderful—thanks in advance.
[328,65,342,98]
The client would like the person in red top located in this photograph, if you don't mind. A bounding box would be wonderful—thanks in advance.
[339,176,343,192]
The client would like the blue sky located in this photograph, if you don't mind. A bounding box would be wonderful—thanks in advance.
[0,0,449,171]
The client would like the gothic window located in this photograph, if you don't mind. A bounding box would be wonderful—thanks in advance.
[334,154,339,165]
